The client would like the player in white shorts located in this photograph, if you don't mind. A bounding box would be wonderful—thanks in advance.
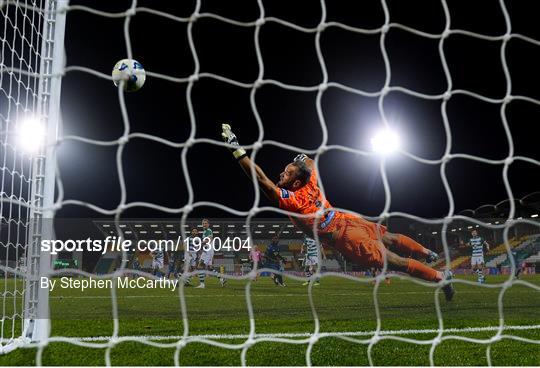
[467,229,490,284]
[470,254,485,267]
[301,235,325,286]
[199,247,214,266]
[185,228,199,268]
[196,218,214,288]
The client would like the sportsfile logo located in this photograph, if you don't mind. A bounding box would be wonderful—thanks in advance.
[41,236,182,255]
[40,235,252,255]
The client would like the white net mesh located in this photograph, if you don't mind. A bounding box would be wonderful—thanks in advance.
[1,0,540,365]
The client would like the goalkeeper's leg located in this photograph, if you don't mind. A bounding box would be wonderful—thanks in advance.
[385,250,441,281]
[383,232,437,261]
[339,224,444,282]
[384,249,454,300]
[338,232,454,300]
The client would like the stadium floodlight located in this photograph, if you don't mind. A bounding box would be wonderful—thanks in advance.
[370,128,401,154]
[17,118,45,153]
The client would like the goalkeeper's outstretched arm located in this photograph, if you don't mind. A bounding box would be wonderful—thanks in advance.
[221,124,279,203]
[237,156,279,202]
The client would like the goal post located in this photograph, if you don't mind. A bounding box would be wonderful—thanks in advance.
[0,0,67,352]
[24,0,67,346]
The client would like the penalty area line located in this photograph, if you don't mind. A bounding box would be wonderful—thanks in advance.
[69,324,540,342]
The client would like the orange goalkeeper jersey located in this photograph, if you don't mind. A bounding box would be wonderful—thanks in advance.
[276,166,387,267]
[276,166,335,237]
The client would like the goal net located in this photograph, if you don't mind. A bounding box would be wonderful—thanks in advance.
[0,0,64,353]
[0,0,539,366]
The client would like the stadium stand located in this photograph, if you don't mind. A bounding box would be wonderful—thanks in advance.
[449,256,470,270]
[90,220,538,277]
[321,259,341,272]
[94,258,115,275]
[525,252,540,263]
[501,235,540,266]
[213,257,235,273]
[486,235,540,268]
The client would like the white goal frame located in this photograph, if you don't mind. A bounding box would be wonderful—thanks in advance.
[0,0,67,353]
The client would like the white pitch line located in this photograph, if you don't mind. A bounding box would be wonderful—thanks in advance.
[42,289,538,299]
[66,324,540,342]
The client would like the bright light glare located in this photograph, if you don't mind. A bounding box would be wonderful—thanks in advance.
[17,118,45,153]
[370,128,401,154]
[532,214,539,218]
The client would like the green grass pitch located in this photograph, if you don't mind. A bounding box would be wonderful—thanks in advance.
[0,274,538,366]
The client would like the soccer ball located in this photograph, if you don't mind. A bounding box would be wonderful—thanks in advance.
[111,59,146,92]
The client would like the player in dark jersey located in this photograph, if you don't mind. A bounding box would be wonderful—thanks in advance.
[265,236,286,287]
[166,251,177,279]
[130,257,140,279]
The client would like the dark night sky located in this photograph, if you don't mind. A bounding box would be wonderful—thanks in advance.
[55,0,540,221]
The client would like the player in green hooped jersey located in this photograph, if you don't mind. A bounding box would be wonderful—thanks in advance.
[195,218,227,288]
[467,229,490,284]
[301,235,326,286]
[196,218,215,288]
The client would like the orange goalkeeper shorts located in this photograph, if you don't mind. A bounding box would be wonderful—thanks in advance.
[325,213,387,268]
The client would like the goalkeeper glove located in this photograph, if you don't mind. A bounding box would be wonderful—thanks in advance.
[294,153,308,162]
[221,123,247,160]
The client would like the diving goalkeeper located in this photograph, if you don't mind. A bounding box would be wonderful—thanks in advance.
[221,124,454,301]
